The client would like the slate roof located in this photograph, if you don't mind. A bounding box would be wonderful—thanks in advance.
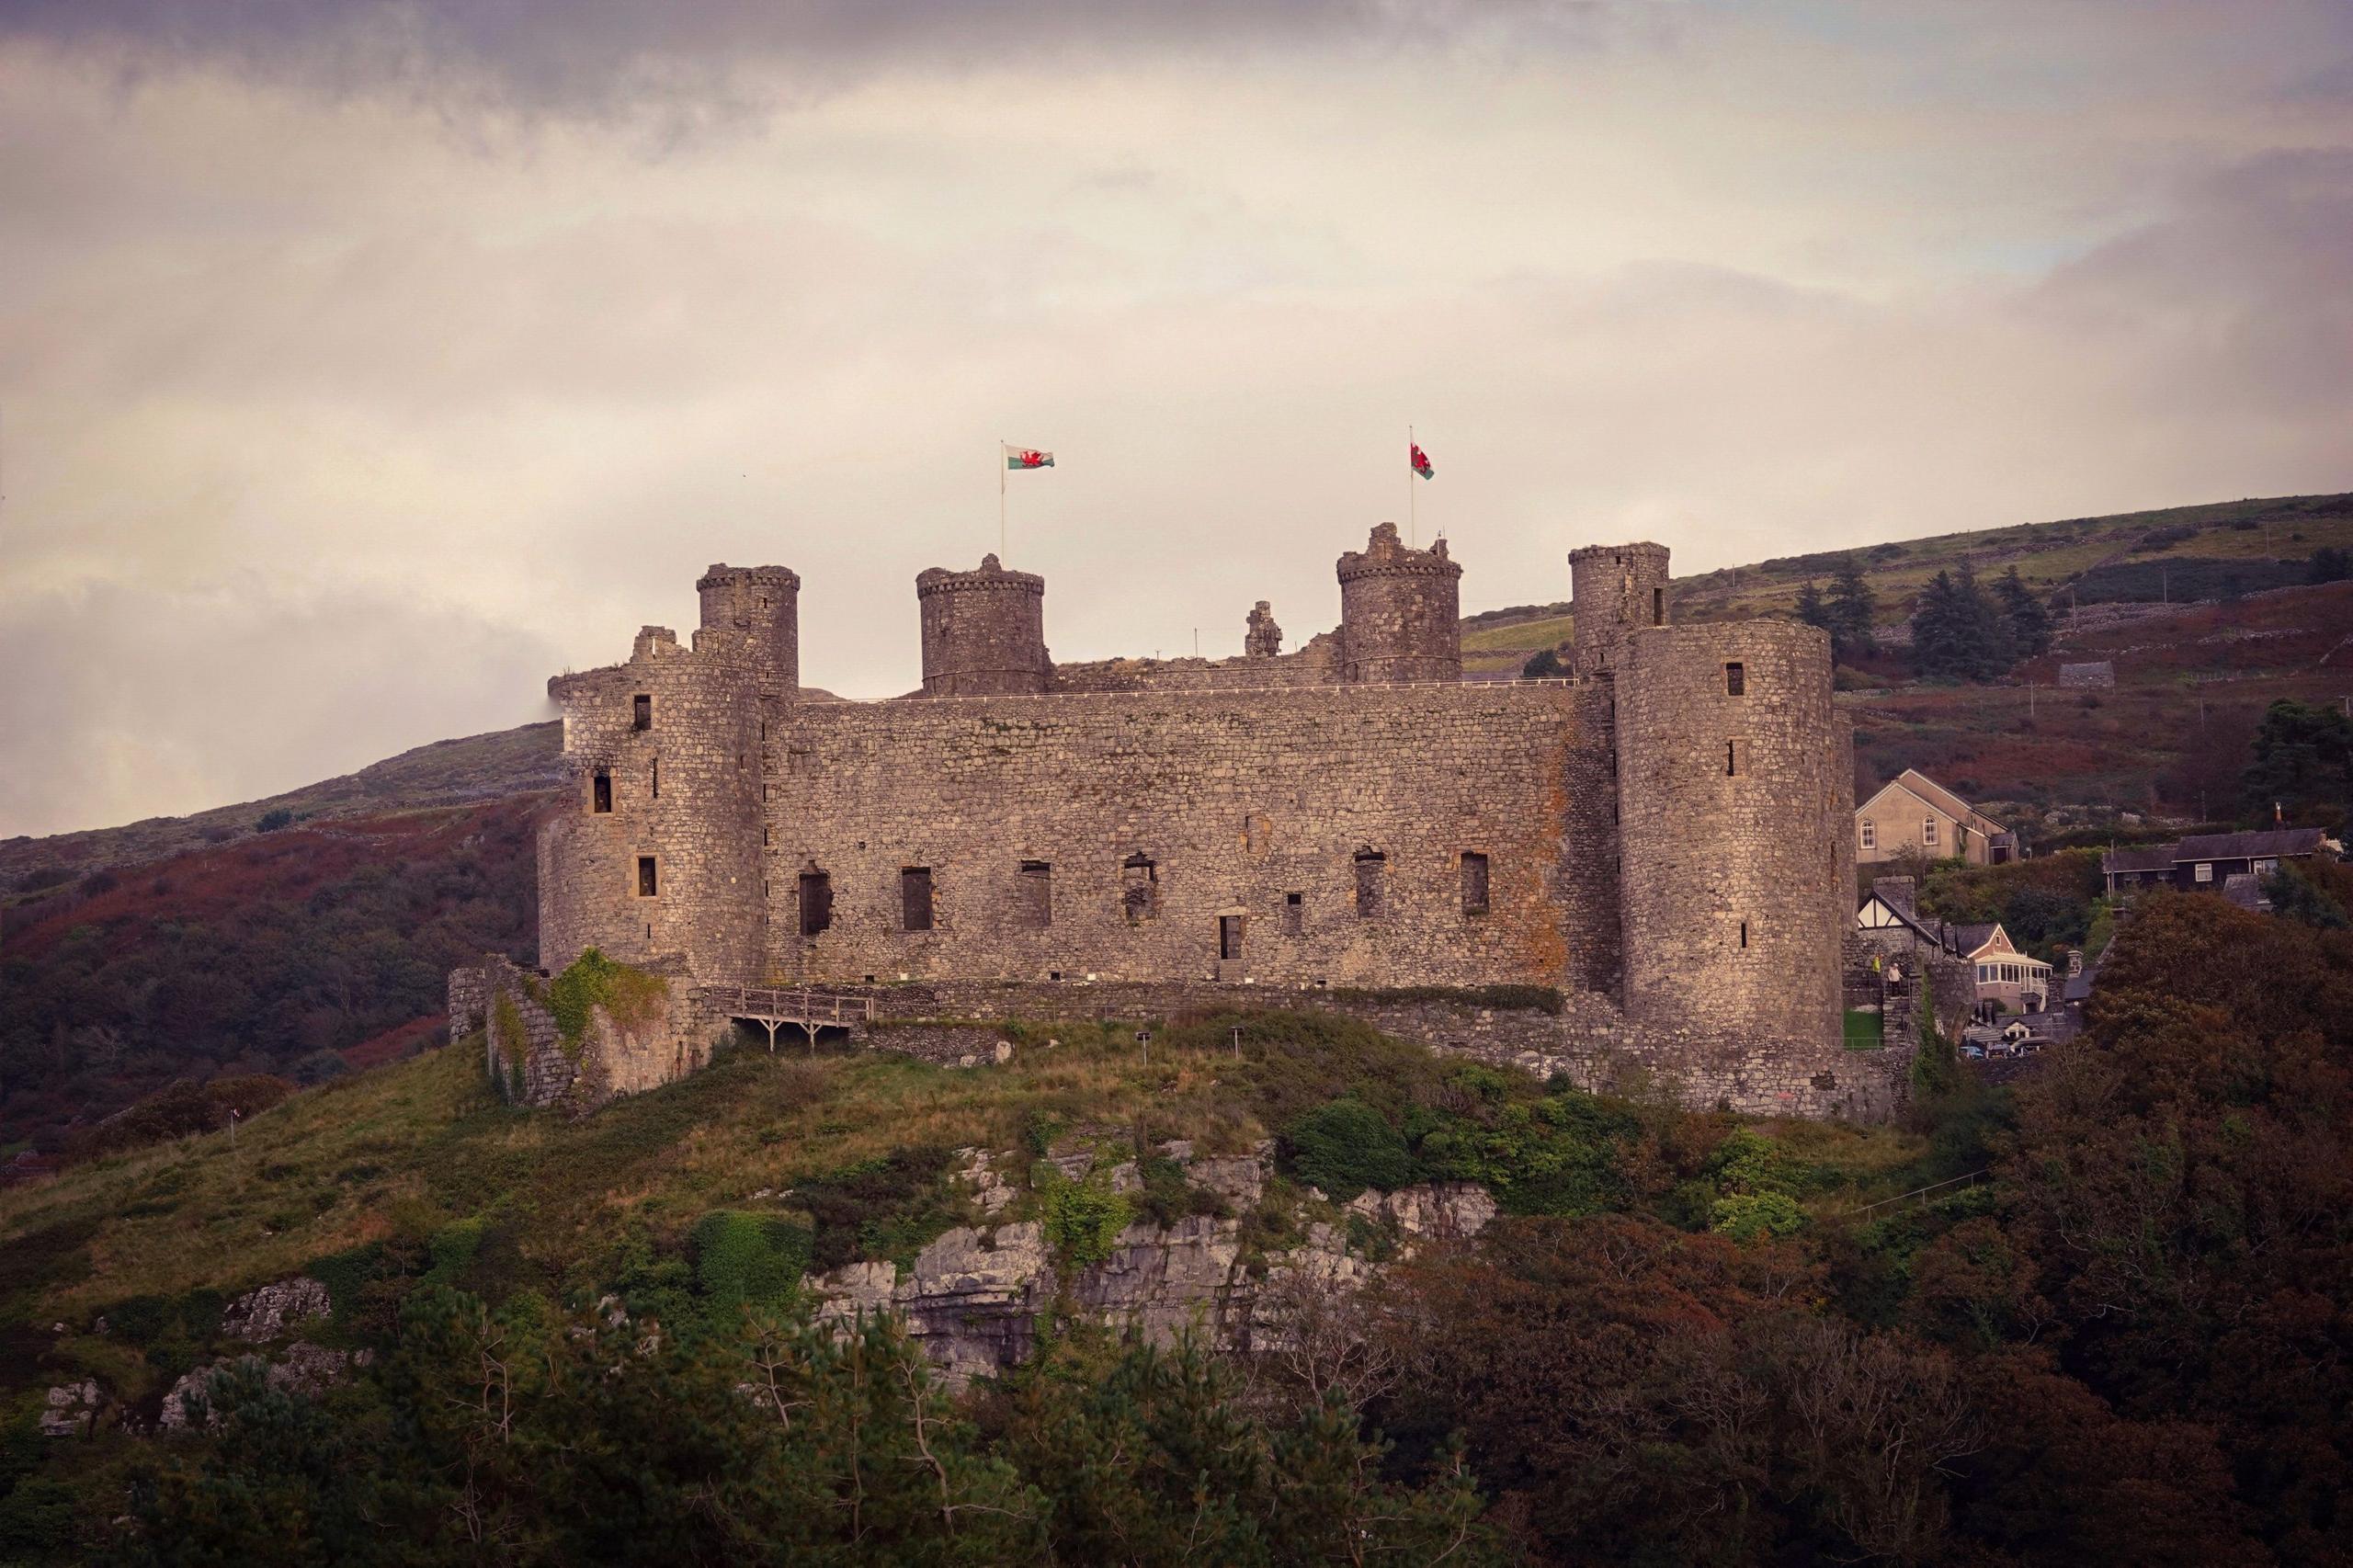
[2102,845,2177,876]
[2169,827,2327,862]
[1948,922,2002,956]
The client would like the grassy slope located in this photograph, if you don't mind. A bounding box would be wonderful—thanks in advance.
[0,1024,1927,1398]
[1461,490,2353,670]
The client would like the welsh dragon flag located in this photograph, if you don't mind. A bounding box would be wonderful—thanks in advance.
[1005,445,1054,471]
[1409,440,1434,480]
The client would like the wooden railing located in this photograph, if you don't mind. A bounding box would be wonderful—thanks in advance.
[695,984,877,1027]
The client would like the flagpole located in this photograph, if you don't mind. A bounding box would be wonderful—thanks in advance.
[1407,426,1417,548]
[998,440,1006,558]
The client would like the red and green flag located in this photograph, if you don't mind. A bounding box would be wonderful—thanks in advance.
[1409,440,1434,480]
[1005,444,1054,471]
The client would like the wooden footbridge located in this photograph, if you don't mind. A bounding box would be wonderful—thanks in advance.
[694,983,877,1051]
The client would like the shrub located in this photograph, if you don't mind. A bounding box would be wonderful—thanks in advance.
[691,1210,813,1317]
[1709,1189,1807,1242]
[1040,1171,1132,1269]
[790,1148,960,1273]
[1415,1088,1642,1217]
[1285,1098,1415,1200]
[256,808,294,833]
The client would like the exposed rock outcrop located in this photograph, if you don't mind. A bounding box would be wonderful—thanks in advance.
[222,1277,331,1342]
[809,1142,1490,1387]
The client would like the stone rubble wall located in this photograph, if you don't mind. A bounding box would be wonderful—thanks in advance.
[453,952,711,1109]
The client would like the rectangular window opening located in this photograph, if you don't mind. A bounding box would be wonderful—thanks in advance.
[632,693,652,731]
[651,757,659,799]
[902,867,935,932]
[637,857,657,898]
[798,870,833,937]
[1923,818,1938,847]
[1739,919,1748,949]
[1121,853,1159,923]
[1652,586,1663,625]
[1018,860,1052,928]
[1860,819,1875,850]
[1724,661,1745,697]
[592,771,612,813]
[1281,891,1303,937]
[1219,915,1245,960]
[1353,850,1385,919]
[1460,851,1490,916]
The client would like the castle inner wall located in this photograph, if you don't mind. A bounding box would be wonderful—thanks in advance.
[758,682,1620,993]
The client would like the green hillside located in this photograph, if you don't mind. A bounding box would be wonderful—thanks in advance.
[1463,490,2353,670]
[5,893,2352,1564]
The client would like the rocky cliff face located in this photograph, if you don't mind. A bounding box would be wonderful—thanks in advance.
[810,1142,1495,1386]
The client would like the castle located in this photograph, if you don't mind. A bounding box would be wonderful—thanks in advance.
[493,523,1887,1118]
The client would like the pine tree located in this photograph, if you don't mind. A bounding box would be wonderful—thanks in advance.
[1994,566,2052,659]
[1911,565,2011,683]
[1824,558,1877,662]
[1795,580,1832,637]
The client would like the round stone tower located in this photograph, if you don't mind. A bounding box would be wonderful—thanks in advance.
[697,564,801,697]
[916,554,1050,695]
[1569,542,1671,676]
[1336,522,1462,683]
[1614,619,1846,1050]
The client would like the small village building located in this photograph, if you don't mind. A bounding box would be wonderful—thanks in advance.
[1951,923,2052,1017]
[2057,661,2115,689]
[2101,826,2332,899]
[1856,768,2019,866]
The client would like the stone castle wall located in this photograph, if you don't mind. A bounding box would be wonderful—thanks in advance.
[1616,619,1848,1051]
[522,522,1869,1119]
[1336,524,1462,683]
[760,681,1620,993]
[1570,542,1671,676]
[917,555,1050,696]
[540,623,766,984]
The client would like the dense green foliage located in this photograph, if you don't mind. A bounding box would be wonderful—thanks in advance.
[1796,555,1879,661]
[690,1210,813,1317]
[2241,698,2353,825]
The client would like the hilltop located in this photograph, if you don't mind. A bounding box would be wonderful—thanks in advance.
[1463,490,2353,669]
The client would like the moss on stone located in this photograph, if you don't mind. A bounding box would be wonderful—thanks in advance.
[548,948,668,1062]
[490,993,528,1071]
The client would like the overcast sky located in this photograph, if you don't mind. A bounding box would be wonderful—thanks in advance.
[2,2,2348,838]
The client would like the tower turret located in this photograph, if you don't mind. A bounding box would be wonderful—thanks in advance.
[916,554,1050,695]
[697,564,801,698]
[1613,619,1847,1050]
[1336,523,1461,683]
[1568,542,1670,676]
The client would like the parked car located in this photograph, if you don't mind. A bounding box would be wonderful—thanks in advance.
[1961,1041,1987,1061]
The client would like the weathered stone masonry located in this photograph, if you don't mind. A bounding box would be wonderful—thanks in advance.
[508,520,1870,1118]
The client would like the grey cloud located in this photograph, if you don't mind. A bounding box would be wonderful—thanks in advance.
[0,0,1642,117]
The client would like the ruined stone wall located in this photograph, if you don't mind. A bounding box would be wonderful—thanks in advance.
[540,625,766,984]
[1617,619,1847,1051]
[1569,542,1672,676]
[1336,524,1462,683]
[916,555,1049,695]
[455,953,716,1109]
[1049,632,1343,693]
[759,682,1620,994]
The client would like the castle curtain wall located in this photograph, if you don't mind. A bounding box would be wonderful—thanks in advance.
[759,683,1619,990]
